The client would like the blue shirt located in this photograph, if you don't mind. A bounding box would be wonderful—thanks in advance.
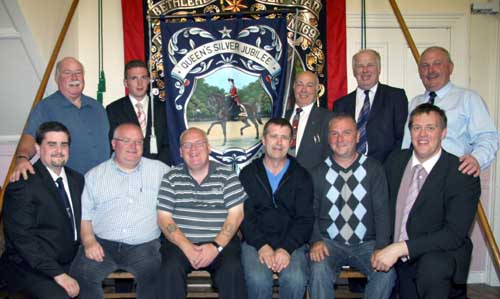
[25,91,110,175]
[264,159,290,193]
[82,157,169,245]
[402,82,499,169]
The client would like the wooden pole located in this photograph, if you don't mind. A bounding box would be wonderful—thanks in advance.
[0,0,80,219]
[388,0,500,275]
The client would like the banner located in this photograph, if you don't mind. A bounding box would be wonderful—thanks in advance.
[160,17,289,165]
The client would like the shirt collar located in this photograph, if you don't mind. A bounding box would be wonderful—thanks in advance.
[46,165,68,183]
[411,148,442,174]
[428,81,452,99]
[129,95,149,109]
[111,155,143,174]
[356,82,379,95]
[294,102,314,114]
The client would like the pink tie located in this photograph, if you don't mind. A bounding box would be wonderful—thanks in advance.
[398,164,427,241]
[136,102,146,132]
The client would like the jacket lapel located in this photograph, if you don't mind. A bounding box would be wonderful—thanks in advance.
[368,83,384,123]
[297,105,318,157]
[35,161,72,223]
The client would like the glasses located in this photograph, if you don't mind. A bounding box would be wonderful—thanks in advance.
[410,125,440,133]
[114,138,144,146]
[181,141,207,150]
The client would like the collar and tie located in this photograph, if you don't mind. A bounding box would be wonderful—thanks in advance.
[428,91,437,105]
[55,177,76,239]
[136,102,147,132]
[356,90,371,154]
[290,107,303,151]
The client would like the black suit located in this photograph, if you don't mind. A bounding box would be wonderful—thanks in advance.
[106,96,171,165]
[286,105,334,172]
[384,149,480,298]
[334,83,408,163]
[0,161,84,298]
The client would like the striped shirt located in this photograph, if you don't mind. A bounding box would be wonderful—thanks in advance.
[157,161,246,243]
[82,157,169,245]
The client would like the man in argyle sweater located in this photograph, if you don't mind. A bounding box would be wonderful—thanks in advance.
[309,113,395,299]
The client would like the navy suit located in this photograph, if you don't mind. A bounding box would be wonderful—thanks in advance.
[334,83,408,163]
[106,96,171,165]
[384,149,480,298]
[286,105,334,172]
[0,161,84,298]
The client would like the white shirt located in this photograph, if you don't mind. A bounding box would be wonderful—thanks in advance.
[411,148,442,174]
[46,166,77,241]
[290,102,314,153]
[354,83,378,122]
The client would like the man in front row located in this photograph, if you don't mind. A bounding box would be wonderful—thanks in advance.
[0,122,83,298]
[239,118,314,299]
[309,113,395,299]
[70,123,169,299]
[157,127,247,299]
[372,104,481,298]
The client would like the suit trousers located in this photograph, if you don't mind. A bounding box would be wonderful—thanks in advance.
[158,237,247,299]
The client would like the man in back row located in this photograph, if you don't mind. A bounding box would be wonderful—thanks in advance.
[11,57,110,180]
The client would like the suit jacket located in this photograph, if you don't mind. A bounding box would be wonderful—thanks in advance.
[334,83,408,163]
[0,161,84,288]
[286,105,334,172]
[384,149,480,283]
[106,96,171,165]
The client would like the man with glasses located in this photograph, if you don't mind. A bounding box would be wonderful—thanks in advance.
[69,123,169,299]
[157,127,247,299]
[11,57,110,179]
[373,104,481,299]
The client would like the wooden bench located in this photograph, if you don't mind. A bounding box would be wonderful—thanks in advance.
[103,269,366,299]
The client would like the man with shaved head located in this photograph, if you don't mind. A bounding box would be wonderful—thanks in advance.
[11,57,110,179]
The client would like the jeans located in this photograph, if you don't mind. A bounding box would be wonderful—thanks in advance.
[241,242,308,299]
[70,237,161,299]
[309,239,395,299]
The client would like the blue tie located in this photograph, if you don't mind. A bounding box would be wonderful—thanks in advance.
[357,90,370,154]
[428,91,437,105]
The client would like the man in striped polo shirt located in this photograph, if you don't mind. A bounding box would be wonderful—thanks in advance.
[157,127,247,299]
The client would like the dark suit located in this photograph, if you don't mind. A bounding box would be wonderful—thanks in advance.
[384,149,480,298]
[0,161,84,298]
[286,105,333,171]
[334,83,408,163]
[106,96,171,165]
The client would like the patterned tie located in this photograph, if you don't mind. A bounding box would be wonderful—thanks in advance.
[56,177,76,238]
[136,102,147,132]
[356,90,370,154]
[398,165,427,241]
[290,107,303,150]
[428,91,437,105]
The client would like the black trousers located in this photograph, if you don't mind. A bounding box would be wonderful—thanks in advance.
[159,238,247,299]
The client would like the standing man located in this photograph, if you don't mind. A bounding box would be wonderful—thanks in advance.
[11,57,110,179]
[286,71,334,171]
[309,113,395,299]
[0,122,83,298]
[402,46,498,177]
[69,123,169,299]
[239,118,314,299]
[334,49,408,163]
[106,60,171,165]
[157,127,247,299]
[373,104,481,298]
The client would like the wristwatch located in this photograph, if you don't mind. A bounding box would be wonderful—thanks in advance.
[210,241,224,253]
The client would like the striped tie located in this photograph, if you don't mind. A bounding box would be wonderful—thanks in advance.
[136,102,147,132]
[398,164,427,241]
[356,90,370,154]
[290,107,302,150]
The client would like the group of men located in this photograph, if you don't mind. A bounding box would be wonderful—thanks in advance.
[0,44,497,299]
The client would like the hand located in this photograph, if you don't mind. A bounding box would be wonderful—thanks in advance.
[371,242,408,272]
[54,273,79,298]
[83,239,105,262]
[272,248,290,273]
[10,157,35,182]
[258,244,275,269]
[309,241,330,262]
[195,244,219,269]
[458,154,480,177]
[182,243,202,269]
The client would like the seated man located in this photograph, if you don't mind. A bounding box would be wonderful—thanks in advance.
[0,121,83,299]
[157,127,247,299]
[69,123,169,299]
[309,113,395,299]
[372,104,481,299]
[239,118,313,298]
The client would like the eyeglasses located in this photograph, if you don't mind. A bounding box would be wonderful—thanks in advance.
[181,141,207,150]
[114,138,144,146]
[410,125,440,133]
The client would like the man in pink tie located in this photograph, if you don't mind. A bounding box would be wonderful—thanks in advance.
[373,103,481,299]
